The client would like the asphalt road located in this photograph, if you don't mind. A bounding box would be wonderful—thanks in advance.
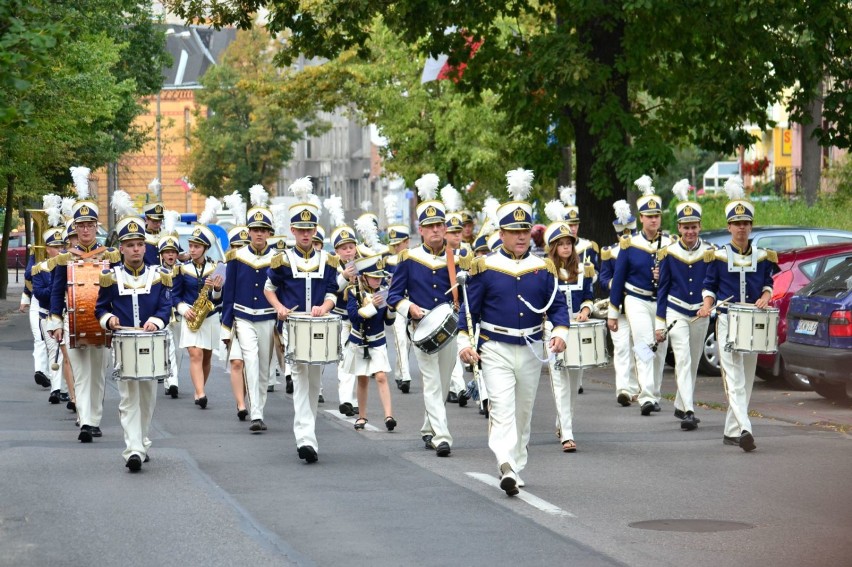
[1,308,850,567]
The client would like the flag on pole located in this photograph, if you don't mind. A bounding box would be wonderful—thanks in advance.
[421,29,483,84]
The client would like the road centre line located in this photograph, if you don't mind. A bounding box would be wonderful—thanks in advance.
[466,472,576,517]
[323,409,382,431]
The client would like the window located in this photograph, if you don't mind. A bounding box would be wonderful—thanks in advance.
[824,255,852,274]
[184,108,191,150]
[800,259,820,281]
[754,234,806,251]
[817,234,852,244]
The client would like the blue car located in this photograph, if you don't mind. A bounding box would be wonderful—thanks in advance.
[780,258,852,401]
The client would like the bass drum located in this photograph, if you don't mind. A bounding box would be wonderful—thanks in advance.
[67,261,111,349]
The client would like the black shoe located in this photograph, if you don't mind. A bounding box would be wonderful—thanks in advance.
[499,463,519,496]
[385,416,397,431]
[435,441,451,457]
[91,427,102,438]
[66,401,76,412]
[457,390,468,408]
[395,379,402,390]
[144,455,150,463]
[78,425,93,443]
[167,385,179,399]
[237,408,248,421]
[447,391,459,403]
[681,412,698,431]
[297,445,318,463]
[49,390,60,404]
[400,381,410,394]
[285,376,293,394]
[578,386,584,394]
[59,392,70,402]
[641,402,654,416]
[674,409,686,420]
[739,431,757,452]
[422,434,434,449]
[339,402,354,417]
[479,399,490,417]
[34,371,50,388]
[723,435,741,446]
[126,454,142,472]
[267,385,274,393]
[249,419,264,432]
[157,378,164,384]
[352,406,359,415]
[617,392,631,407]
[652,401,661,412]
[195,396,208,409]
[318,394,324,404]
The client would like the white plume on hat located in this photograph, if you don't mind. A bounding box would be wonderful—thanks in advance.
[148,178,162,199]
[69,166,91,199]
[43,194,63,227]
[163,210,180,235]
[558,185,576,206]
[672,179,691,202]
[415,173,440,201]
[613,199,633,225]
[723,175,745,200]
[506,168,534,201]
[308,194,322,210]
[222,191,247,226]
[544,200,567,223]
[111,190,137,218]
[384,194,399,224]
[633,174,655,196]
[199,196,221,225]
[249,184,269,207]
[324,195,346,228]
[441,184,463,213]
[288,177,313,201]
[479,196,501,235]
[360,199,372,212]
[270,203,288,235]
[355,214,379,252]
[61,197,76,219]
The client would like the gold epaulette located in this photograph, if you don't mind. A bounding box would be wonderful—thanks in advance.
[601,247,612,261]
[704,249,716,263]
[31,262,41,276]
[656,248,668,261]
[589,241,600,253]
[326,254,340,269]
[397,248,410,262]
[543,258,557,276]
[53,252,71,268]
[343,284,356,301]
[619,236,630,250]
[158,268,173,287]
[670,234,680,243]
[105,248,121,263]
[225,248,237,262]
[457,252,472,271]
[270,253,289,269]
[765,249,778,264]
[584,263,596,279]
[469,256,487,276]
[99,269,116,288]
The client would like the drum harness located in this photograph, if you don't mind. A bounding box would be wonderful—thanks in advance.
[724,243,758,351]
[114,266,157,328]
[285,247,327,313]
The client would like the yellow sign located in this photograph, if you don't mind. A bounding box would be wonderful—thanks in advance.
[782,128,792,156]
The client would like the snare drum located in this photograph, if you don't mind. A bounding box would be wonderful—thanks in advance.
[726,303,779,354]
[67,261,112,349]
[411,303,458,354]
[111,329,170,381]
[285,313,342,365]
[557,320,609,369]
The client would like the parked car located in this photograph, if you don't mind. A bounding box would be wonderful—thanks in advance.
[2,231,27,269]
[701,226,852,252]
[756,242,852,389]
[780,258,852,402]
[105,222,225,263]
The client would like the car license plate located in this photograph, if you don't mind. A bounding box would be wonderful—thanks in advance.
[795,319,818,336]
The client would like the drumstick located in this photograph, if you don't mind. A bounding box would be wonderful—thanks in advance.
[115,325,146,331]
[51,345,61,371]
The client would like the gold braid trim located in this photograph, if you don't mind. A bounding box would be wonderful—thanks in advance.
[270,253,289,269]
[469,256,487,276]
[99,270,116,288]
[704,248,717,263]
[326,254,340,269]
[600,247,612,261]
[397,248,410,262]
[105,248,121,263]
[584,263,596,279]
[543,258,557,276]
[765,249,778,264]
[457,251,472,271]
[656,248,668,261]
[31,263,41,276]
[225,248,237,262]
[52,252,71,269]
[158,269,173,287]
[619,236,630,250]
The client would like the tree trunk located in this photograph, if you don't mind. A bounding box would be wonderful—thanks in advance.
[800,80,823,206]
[0,173,15,300]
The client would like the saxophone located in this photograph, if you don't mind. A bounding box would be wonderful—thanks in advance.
[187,282,214,332]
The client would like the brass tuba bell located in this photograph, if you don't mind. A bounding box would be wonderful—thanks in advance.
[25,209,49,263]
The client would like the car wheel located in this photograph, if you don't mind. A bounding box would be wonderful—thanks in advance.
[780,358,812,391]
[697,325,721,376]
[755,366,782,382]
[810,377,851,401]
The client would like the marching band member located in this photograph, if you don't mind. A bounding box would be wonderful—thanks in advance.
[21,249,51,390]
[458,168,569,495]
[158,210,184,399]
[345,255,397,431]
[96,215,172,471]
[600,200,640,406]
[542,200,595,453]
[461,208,476,247]
[47,167,121,443]
[221,186,277,431]
[383,218,413,393]
[312,225,326,251]
[387,174,466,457]
[607,176,673,416]
[699,176,778,452]
[655,180,714,430]
[176,197,224,409]
[264,177,339,463]
[266,202,293,395]
[142,178,165,266]
[443,184,472,406]
[222,190,251,418]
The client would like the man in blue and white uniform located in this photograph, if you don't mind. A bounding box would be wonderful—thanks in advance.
[384,224,413,393]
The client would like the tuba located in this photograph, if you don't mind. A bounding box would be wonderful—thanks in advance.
[25,209,50,263]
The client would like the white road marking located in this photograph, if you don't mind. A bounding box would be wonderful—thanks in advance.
[466,472,576,517]
[324,409,381,431]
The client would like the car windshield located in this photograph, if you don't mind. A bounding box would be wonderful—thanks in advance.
[799,258,852,298]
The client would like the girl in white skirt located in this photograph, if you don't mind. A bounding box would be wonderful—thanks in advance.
[344,255,396,431]
[176,223,223,409]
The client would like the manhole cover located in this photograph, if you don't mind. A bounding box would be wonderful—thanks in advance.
[629,519,753,533]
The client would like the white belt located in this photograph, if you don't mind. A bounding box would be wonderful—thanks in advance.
[351,330,386,342]
[38,307,49,315]
[668,296,702,310]
[480,321,543,337]
[625,282,654,297]
[234,304,276,316]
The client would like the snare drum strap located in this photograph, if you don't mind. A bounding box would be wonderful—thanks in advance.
[114,268,157,328]
[286,248,326,309]
[725,244,757,303]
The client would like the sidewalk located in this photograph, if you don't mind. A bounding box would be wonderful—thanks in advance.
[0,280,25,318]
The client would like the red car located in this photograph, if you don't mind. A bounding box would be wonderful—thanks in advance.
[758,242,852,389]
[2,231,28,269]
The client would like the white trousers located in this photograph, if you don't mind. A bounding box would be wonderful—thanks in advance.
[291,362,324,450]
[391,313,412,383]
[717,315,757,437]
[69,346,106,428]
[165,320,183,390]
[415,337,457,447]
[237,318,275,421]
[667,308,710,413]
[611,313,639,397]
[450,357,465,394]
[624,296,667,405]
[338,320,356,406]
[548,360,581,442]
[29,300,49,374]
[40,319,67,393]
[480,340,543,473]
[117,379,156,461]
